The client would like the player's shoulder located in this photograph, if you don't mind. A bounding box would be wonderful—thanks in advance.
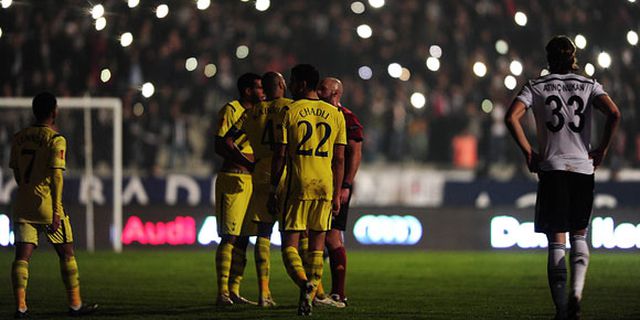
[530,73,596,86]
[222,100,243,113]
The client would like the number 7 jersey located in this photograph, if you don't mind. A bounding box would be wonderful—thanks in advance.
[275,98,347,200]
[516,73,607,174]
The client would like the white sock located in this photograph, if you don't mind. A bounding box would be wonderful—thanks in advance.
[570,235,590,301]
[548,242,567,314]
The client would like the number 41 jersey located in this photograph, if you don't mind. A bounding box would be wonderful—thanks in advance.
[516,73,607,175]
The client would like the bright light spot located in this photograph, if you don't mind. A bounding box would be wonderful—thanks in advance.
[509,60,523,76]
[204,64,217,78]
[629,0,636,2]
[196,0,211,10]
[540,69,550,76]
[133,103,144,117]
[95,17,107,31]
[514,11,528,26]
[255,0,270,11]
[495,39,509,55]
[128,0,140,8]
[185,57,198,71]
[627,30,639,45]
[141,82,155,98]
[597,51,612,68]
[504,75,517,90]
[585,63,595,76]
[358,66,373,80]
[0,27,3,38]
[91,4,105,19]
[351,1,365,14]
[368,0,385,9]
[387,63,402,78]
[426,57,440,71]
[399,68,411,81]
[156,4,169,19]
[1,0,12,9]
[100,68,111,83]
[575,34,587,49]
[410,92,426,109]
[120,32,133,47]
[473,62,487,77]
[236,45,249,59]
[429,45,442,58]
[481,99,493,113]
[357,24,373,39]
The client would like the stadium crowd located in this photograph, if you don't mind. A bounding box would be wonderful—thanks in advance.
[0,0,638,177]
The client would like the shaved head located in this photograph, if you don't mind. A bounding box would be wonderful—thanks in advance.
[262,71,286,99]
[317,77,343,106]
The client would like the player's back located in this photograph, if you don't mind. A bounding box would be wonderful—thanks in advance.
[281,98,346,200]
[10,125,66,223]
[518,73,607,174]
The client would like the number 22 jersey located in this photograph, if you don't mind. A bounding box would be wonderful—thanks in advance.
[515,73,607,174]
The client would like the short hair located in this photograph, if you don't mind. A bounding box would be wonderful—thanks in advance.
[32,92,57,121]
[291,64,319,91]
[546,35,579,72]
[262,71,282,96]
[237,73,262,96]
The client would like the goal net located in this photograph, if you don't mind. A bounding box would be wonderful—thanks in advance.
[0,97,123,252]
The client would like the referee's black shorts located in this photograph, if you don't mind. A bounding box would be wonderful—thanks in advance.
[535,170,594,234]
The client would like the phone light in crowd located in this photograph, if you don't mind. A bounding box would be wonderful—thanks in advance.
[597,51,612,68]
[351,1,366,14]
[429,45,442,58]
[141,82,155,98]
[196,0,211,10]
[399,67,411,81]
[90,4,105,19]
[185,57,198,71]
[627,30,638,46]
[1,0,12,9]
[426,57,440,72]
[0,214,15,246]
[204,63,217,78]
[368,0,385,9]
[128,0,140,8]
[387,63,402,78]
[473,61,487,77]
[504,75,517,90]
[0,27,3,38]
[509,60,523,76]
[514,11,527,27]
[100,68,111,83]
[357,24,373,39]
[255,0,270,12]
[120,32,133,47]
[540,68,550,76]
[236,45,249,59]
[495,39,509,55]
[156,4,169,19]
[410,92,426,109]
[585,63,595,76]
[481,99,493,113]
[358,66,373,80]
[95,17,107,31]
[353,215,422,245]
[574,34,587,49]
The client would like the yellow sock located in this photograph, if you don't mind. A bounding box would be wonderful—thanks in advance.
[60,257,82,308]
[299,237,309,264]
[255,237,271,299]
[229,246,246,297]
[316,279,326,299]
[301,248,326,298]
[215,243,233,297]
[308,251,324,298]
[12,260,29,312]
[282,246,307,288]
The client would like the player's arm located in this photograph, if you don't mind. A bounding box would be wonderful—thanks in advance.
[213,104,239,161]
[504,99,538,172]
[331,144,345,215]
[591,95,621,168]
[267,143,286,215]
[222,125,254,169]
[49,168,63,232]
[9,142,19,184]
[341,139,362,204]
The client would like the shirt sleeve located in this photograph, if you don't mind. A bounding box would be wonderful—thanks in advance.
[591,79,608,99]
[227,112,247,138]
[215,104,236,137]
[345,111,364,142]
[515,82,533,108]
[335,111,347,146]
[50,135,66,170]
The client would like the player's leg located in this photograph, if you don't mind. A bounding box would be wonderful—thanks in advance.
[326,229,348,305]
[547,232,568,319]
[229,235,256,305]
[12,234,36,318]
[216,235,237,305]
[255,222,276,306]
[281,230,307,287]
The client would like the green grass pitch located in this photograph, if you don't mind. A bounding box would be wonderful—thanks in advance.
[1,249,639,319]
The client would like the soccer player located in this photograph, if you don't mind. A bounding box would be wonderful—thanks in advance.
[214,73,263,306]
[505,36,620,320]
[223,71,292,307]
[268,64,346,316]
[316,77,363,307]
[10,92,99,318]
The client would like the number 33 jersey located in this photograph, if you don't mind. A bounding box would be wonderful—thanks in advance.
[276,99,347,200]
[10,125,66,224]
[516,73,607,174]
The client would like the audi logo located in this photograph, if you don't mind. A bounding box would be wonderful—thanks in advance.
[353,215,423,245]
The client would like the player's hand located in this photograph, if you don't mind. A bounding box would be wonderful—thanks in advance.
[589,148,606,169]
[48,213,61,234]
[526,151,540,173]
[340,187,351,205]
[331,197,341,217]
[267,192,278,216]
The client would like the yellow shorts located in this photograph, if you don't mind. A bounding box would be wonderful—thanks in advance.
[215,172,256,236]
[281,199,332,232]
[14,215,74,246]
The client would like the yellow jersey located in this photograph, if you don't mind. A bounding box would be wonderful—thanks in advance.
[9,125,67,224]
[232,97,292,185]
[216,100,253,154]
[275,98,347,200]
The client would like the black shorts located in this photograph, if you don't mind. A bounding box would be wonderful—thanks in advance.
[331,188,352,231]
[535,170,594,233]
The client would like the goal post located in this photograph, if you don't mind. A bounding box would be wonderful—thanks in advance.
[0,97,123,253]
